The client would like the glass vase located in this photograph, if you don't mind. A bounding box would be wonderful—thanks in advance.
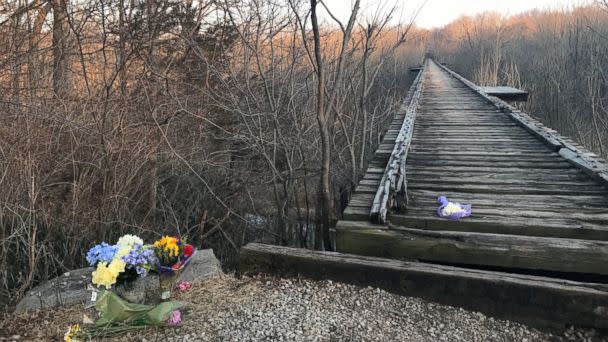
[156,251,196,301]
[158,269,179,301]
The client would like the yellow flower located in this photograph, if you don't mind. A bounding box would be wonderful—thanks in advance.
[91,258,125,289]
[154,236,180,255]
[154,236,177,248]
[115,246,132,259]
[109,258,126,274]
[64,323,80,342]
[169,244,179,257]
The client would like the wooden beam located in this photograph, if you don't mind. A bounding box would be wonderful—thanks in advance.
[240,243,608,330]
[335,220,608,274]
[370,61,426,223]
[480,86,528,102]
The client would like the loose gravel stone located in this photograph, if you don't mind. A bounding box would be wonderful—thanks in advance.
[2,275,607,341]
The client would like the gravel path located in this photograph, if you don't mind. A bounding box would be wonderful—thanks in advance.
[1,275,605,341]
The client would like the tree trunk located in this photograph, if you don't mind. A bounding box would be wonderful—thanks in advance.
[52,0,71,97]
[28,0,48,99]
[118,0,127,96]
[310,0,332,251]
[358,28,372,174]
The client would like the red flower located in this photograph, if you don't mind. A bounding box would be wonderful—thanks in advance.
[183,244,194,258]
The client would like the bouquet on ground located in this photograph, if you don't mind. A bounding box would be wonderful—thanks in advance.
[86,234,157,289]
[153,236,196,274]
[153,236,196,300]
[71,234,194,340]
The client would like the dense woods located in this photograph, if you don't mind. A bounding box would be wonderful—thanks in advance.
[1,0,607,312]
[0,0,424,308]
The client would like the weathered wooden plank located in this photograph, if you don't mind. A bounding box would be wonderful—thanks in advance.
[336,221,608,275]
[388,213,608,241]
[408,150,557,156]
[559,148,608,188]
[408,198,606,212]
[409,146,552,153]
[406,165,580,175]
[369,62,426,223]
[408,153,560,160]
[353,185,379,194]
[480,86,529,102]
[405,206,608,223]
[363,174,383,181]
[343,206,371,221]
[408,160,573,169]
[413,130,534,135]
[240,243,608,330]
[411,141,549,148]
[407,170,590,181]
[407,182,606,195]
[406,175,597,187]
[407,189,608,206]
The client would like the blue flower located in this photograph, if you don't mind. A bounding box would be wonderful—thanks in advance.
[86,243,117,266]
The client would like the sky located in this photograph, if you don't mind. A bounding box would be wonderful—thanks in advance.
[323,0,593,29]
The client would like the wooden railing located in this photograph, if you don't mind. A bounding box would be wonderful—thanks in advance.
[369,59,427,224]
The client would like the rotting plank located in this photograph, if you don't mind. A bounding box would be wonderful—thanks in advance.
[404,206,608,223]
[335,221,608,275]
[369,61,426,223]
[387,213,608,241]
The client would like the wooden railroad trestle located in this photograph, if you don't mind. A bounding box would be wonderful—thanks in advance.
[240,59,608,330]
[338,58,608,297]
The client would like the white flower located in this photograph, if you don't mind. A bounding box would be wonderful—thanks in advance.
[442,202,464,216]
[116,234,143,248]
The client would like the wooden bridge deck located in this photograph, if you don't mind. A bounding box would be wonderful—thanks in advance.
[338,59,608,277]
[396,61,608,239]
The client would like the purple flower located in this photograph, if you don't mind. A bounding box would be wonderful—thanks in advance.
[135,266,147,277]
[167,310,181,326]
[121,244,157,277]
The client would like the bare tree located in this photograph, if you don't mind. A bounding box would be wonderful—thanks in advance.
[52,0,71,96]
[0,0,424,308]
[309,0,359,250]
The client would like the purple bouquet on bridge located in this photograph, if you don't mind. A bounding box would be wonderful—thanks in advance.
[437,196,472,220]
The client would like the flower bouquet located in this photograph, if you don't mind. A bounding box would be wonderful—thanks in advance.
[86,235,157,291]
[153,236,196,300]
[73,234,193,340]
